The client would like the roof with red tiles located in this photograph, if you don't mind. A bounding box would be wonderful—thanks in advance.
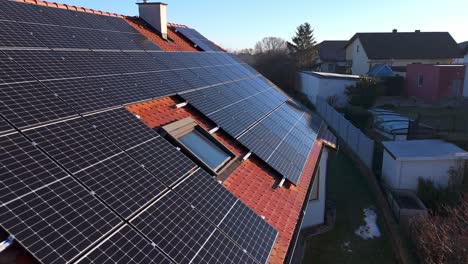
[127,96,326,263]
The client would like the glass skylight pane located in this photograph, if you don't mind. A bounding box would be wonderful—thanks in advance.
[179,130,230,170]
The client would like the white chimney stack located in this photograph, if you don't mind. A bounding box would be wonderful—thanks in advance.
[137,1,168,40]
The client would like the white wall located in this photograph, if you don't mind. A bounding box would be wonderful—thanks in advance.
[347,38,370,75]
[302,148,329,228]
[299,73,357,107]
[382,150,399,188]
[382,150,455,190]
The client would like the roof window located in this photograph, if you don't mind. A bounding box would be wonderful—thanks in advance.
[162,118,235,174]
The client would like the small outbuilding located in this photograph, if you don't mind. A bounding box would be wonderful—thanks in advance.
[406,64,465,103]
[298,71,360,107]
[381,140,467,191]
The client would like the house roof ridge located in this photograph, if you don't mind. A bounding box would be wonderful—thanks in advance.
[15,0,124,18]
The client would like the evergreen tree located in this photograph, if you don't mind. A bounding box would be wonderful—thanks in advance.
[292,23,316,50]
[289,22,318,70]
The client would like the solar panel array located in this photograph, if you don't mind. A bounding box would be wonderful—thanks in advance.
[238,103,318,184]
[0,1,281,263]
[173,26,223,51]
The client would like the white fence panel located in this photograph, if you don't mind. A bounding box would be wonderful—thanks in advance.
[315,98,375,170]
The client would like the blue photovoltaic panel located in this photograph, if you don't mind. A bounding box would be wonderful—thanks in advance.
[0,81,78,129]
[173,26,222,52]
[0,177,121,264]
[76,225,172,264]
[126,137,197,186]
[131,191,257,264]
[24,117,122,174]
[238,103,318,185]
[0,132,68,204]
[74,152,167,219]
[84,108,160,150]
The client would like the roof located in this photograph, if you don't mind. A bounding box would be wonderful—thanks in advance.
[318,40,347,62]
[383,140,468,160]
[302,71,361,80]
[367,64,395,77]
[347,32,462,60]
[459,41,468,54]
[0,1,323,263]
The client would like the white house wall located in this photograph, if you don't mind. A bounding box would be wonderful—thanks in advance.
[302,148,329,228]
[347,38,370,75]
[299,72,320,104]
[399,159,453,190]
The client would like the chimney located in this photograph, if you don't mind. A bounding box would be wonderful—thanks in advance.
[392,29,398,33]
[415,30,421,33]
[137,1,168,40]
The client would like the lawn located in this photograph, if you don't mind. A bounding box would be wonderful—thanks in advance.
[303,152,396,264]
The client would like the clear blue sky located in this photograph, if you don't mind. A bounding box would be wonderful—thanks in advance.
[59,0,468,51]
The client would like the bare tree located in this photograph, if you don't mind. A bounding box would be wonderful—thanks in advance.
[254,37,288,54]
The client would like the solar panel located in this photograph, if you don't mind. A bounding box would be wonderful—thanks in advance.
[4,50,86,80]
[0,117,13,135]
[105,16,139,33]
[0,52,36,85]
[41,77,120,114]
[131,191,256,264]
[173,169,237,225]
[0,21,46,48]
[0,1,59,25]
[104,75,151,105]
[173,26,223,52]
[24,117,122,174]
[218,201,278,264]
[75,152,167,219]
[84,108,160,151]
[19,23,89,50]
[125,137,197,186]
[0,81,78,129]
[237,103,318,184]
[76,225,172,264]
[0,132,68,204]
[0,176,121,264]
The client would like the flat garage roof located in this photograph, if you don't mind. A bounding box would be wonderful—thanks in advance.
[383,140,468,160]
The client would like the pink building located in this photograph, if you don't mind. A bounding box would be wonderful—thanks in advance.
[406,64,465,103]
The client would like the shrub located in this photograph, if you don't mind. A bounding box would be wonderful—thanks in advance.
[417,178,462,214]
[409,200,468,264]
[345,77,381,109]
[343,106,373,130]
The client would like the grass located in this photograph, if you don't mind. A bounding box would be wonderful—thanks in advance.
[303,152,396,264]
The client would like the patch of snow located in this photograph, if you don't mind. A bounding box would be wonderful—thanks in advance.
[342,241,352,253]
[355,208,381,240]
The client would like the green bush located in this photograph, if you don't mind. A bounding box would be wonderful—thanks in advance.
[417,178,461,214]
[345,77,381,109]
[343,106,373,130]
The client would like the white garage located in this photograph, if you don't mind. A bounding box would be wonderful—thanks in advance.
[381,140,468,191]
[297,71,359,107]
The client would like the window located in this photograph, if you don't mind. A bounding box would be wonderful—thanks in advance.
[327,64,334,72]
[417,73,424,87]
[356,45,360,53]
[309,166,320,201]
[162,118,235,174]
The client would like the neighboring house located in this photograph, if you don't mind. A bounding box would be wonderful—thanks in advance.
[345,30,462,75]
[0,1,334,264]
[406,64,465,103]
[298,71,360,107]
[315,40,348,73]
[381,140,468,191]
